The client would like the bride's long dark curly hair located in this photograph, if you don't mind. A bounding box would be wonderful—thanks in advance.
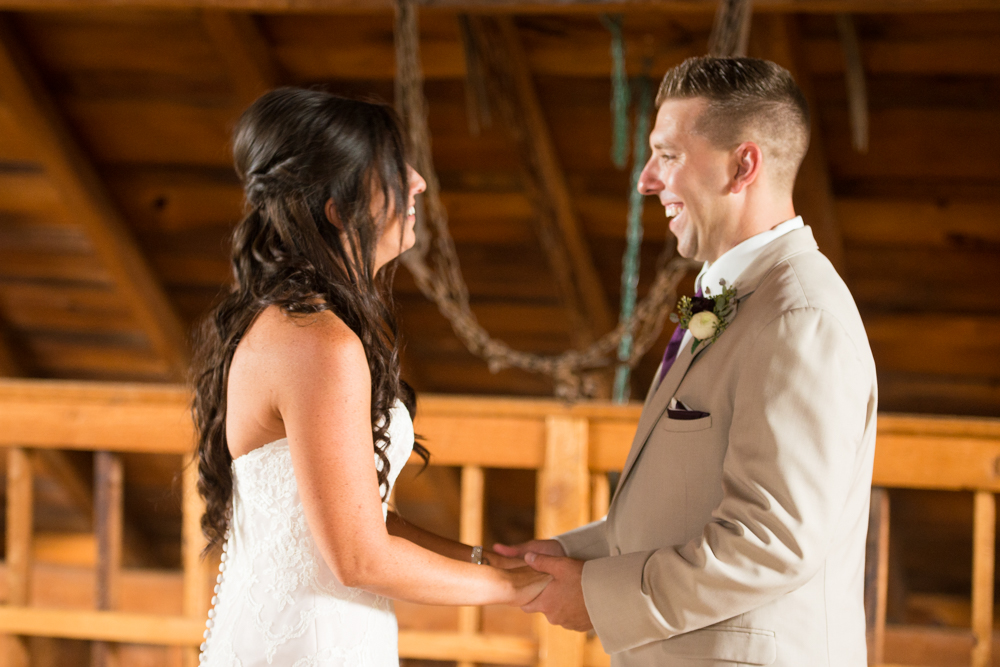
[192,88,428,552]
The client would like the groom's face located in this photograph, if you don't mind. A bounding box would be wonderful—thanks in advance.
[638,97,735,263]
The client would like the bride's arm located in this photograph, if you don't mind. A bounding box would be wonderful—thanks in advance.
[276,314,547,607]
[386,512,524,568]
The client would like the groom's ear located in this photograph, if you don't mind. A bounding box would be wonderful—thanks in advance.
[730,142,763,194]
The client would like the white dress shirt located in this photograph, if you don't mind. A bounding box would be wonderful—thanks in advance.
[680,216,804,352]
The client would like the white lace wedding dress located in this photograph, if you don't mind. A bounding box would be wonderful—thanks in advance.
[199,400,415,667]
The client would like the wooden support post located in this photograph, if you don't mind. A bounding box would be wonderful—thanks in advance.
[864,487,890,665]
[182,458,210,667]
[971,491,995,667]
[536,416,590,667]
[31,449,157,567]
[0,20,190,380]
[590,473,609,523]
[748,15,846,275]
[5,447,33,667]
[92,451,123,667]
[458,465,485,667]
[201,10,280,106]
[495,18,615,344]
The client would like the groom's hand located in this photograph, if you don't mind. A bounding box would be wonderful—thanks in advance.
[492,539,565,560]
[520,552,592,632]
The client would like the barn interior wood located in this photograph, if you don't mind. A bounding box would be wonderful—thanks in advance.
[0,2,997,666]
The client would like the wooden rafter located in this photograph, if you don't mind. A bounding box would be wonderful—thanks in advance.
[495,17,615,343]
[749,14,846,273]
[0,0,993,12]
[0,20,190,380]
[201,10,280,106]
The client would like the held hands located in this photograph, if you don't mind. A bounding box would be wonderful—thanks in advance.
[494,540,593,632]
[506,565,552,607]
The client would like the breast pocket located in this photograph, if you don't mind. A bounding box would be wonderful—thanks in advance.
[659,414,713,433]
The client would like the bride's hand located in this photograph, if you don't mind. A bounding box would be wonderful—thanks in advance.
[506,566,552,606]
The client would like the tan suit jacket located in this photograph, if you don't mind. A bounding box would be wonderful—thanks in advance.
[557,227,877,666]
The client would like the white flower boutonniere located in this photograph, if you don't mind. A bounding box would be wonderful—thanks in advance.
[670,279,738,353]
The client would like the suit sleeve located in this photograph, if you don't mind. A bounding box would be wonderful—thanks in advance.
[581,307,872,653]
[556,518,608,561]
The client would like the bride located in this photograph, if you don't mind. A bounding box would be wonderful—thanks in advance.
[191,88,550,666]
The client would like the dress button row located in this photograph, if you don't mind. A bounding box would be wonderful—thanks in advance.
[199,537,230,665]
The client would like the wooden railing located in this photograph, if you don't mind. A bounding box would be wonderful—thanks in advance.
[0,379,998,667]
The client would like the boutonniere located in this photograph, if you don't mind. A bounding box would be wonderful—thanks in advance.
[670,279,738,353]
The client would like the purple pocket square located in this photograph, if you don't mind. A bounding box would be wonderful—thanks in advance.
[667,408,710,420]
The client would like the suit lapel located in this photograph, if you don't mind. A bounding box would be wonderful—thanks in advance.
[612,339,703,503]
[610,226,823,508]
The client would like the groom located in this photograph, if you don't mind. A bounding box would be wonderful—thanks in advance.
[496,56,877,666]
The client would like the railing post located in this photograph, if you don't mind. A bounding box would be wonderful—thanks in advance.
[182,457,210,667]
[536,416,590,667]
[971,491,995,667]
[590,473,609,523]
[458,465,486,667]
[5,447,33,667]
[92,451,124,667]
[864,487,890,666]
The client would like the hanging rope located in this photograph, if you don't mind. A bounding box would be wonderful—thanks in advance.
[612,74,653,404]
[601,14,630,170]
[394,0,697,400]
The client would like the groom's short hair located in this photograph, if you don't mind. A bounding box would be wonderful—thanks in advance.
[656,56,810,192]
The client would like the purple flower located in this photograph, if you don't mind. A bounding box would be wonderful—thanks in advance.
[689,296,715,315]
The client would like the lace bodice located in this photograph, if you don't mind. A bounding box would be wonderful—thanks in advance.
[200,400,414,667]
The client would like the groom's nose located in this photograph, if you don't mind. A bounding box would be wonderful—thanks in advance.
[637,156,662,195]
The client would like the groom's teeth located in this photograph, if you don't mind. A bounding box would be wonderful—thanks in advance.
[407,206,416,217]
[665,204,681,219]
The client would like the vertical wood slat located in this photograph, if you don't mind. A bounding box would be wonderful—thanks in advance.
[182,458,209,667]
[92,451,124,667]
[971,491,995,667]
[458,465,485,667]
[864,487,890,665]
[536,417,590,667]
[590,473,609,523]
[5,447,32,667]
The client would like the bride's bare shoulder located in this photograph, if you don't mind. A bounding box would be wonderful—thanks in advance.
[241,305,366,376]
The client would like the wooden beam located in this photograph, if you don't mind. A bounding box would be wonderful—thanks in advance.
[0,21,190,380]
[30,449,163,567]
[0,0,993,12]
[5,448,33,667]
[457,465,484,667]
[201,10,281,107]
[749,15,846,274]
[181,456,210,667]
[495,18,615,341]
[864,487,890,664]
[535,416,589,667]
[971,491,995,667]
[92,451,124,667]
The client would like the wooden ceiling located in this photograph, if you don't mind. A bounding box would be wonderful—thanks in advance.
[0,2,997,415]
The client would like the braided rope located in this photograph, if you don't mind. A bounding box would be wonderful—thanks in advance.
[394,0,697,400]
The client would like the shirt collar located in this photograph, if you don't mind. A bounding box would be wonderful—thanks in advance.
[695,216,804,297]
